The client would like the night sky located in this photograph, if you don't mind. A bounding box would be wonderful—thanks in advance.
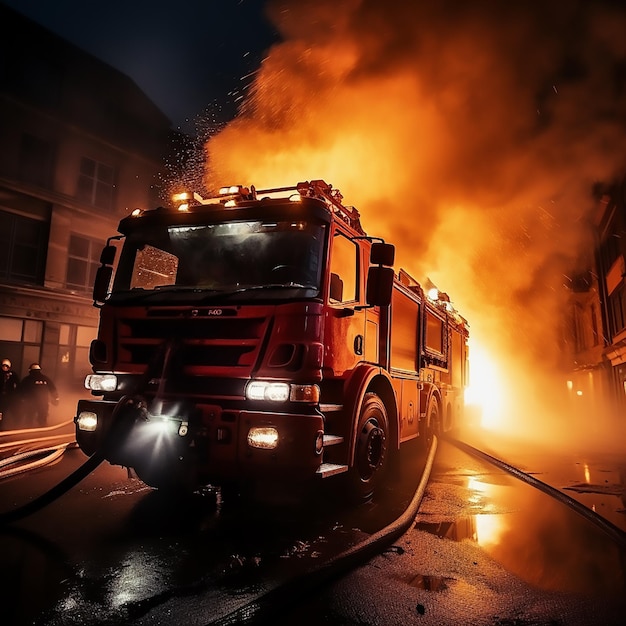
[3,0,280,132]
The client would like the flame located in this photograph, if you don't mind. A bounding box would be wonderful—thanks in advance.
[464,340,507,431]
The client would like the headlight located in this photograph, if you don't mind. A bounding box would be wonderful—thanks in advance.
[246,381,290,402]
[77,411,98,432]
[245,380,320,403]
[85,374,118,392]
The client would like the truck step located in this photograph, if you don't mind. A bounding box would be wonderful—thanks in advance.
[323,434,344,446]
[316,463,349,478]
[319,403,343,413]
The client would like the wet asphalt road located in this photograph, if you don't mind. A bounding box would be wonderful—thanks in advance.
[0,424,425,626]
[275,436,626,625]
[1,423,626,625]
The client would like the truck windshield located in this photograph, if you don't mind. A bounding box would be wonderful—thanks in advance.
[112,220,326,299]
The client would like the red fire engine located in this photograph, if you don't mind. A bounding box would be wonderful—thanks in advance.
[75,180,469,501]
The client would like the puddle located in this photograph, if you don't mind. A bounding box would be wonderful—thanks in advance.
[409,573,454,591]
[414,519,478,542]
[416,468,626,594]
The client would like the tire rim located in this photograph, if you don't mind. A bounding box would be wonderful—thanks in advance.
[357,419,386,480]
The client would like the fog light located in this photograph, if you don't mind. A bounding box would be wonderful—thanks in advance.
[247,426,279,450]
[77,411,98,432]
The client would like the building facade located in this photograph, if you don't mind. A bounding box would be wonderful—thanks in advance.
[593,176,626,414]
[0,4,173,389]
[565,175,626,423]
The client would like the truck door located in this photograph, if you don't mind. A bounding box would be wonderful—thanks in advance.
[324,230,367,375]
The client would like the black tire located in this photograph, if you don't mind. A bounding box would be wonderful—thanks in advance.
[348,392,390,502]
[419,396,439,453]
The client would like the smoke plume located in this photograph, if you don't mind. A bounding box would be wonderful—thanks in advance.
[205,0,626,443]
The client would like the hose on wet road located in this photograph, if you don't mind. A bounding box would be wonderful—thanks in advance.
[444,435,626,552]
[205,436,439,626]
[0,397,140,526]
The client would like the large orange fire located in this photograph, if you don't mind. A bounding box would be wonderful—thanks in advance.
[203,0,626,447]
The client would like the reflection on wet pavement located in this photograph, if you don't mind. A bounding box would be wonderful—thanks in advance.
[417,444,626,595]
[458,427,626,534]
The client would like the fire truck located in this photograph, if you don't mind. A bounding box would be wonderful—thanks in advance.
[75,180,469,501]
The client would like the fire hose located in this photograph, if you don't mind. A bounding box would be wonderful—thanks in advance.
[0,397,138,526]
[204,437,438,626]
[0,441,78,480]
[443,434,626,552]
[0,338,181,527]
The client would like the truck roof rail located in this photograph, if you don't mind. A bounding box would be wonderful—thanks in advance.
[172,180,365,235]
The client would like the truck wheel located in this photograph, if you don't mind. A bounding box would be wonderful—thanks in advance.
[348,392,389,502]
[419,396,439,453]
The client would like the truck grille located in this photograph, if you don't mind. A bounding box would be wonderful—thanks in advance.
[116,312,270,375]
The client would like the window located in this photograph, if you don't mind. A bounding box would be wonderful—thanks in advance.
[19,133,55,188]
[591,305,599,346]
[608,283,626,338]
[329,233,359,303]
[58,323,95,382]
[390,289,419,372]
[599,232,621,275]
[0,317,23,342]
[66,234,102,291]
[425,312,444,354]
[0,210,48,285]
[0,316,43,375]
[76,157,115,210]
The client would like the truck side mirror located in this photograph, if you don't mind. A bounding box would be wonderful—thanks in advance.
[366,266,394,307]
[100,245,116,265]
[93,245,117,307]
[93,267,113,307]
[370,242,395,267]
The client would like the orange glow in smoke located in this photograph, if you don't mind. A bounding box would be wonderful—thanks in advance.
[201,0,626,448]
[464,340,507,431]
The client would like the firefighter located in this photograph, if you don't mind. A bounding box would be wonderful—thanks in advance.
[0,358,20,429]
[18,363,59,428]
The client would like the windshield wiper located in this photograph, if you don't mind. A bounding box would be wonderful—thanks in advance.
[109,286,221,302]
[198,283,318,302]
[109,283,318,304]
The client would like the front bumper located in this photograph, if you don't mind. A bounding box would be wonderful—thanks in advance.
[75,398,325,482]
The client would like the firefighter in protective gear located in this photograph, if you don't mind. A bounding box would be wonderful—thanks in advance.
[18,363,59,428]
[0,358,20,428]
